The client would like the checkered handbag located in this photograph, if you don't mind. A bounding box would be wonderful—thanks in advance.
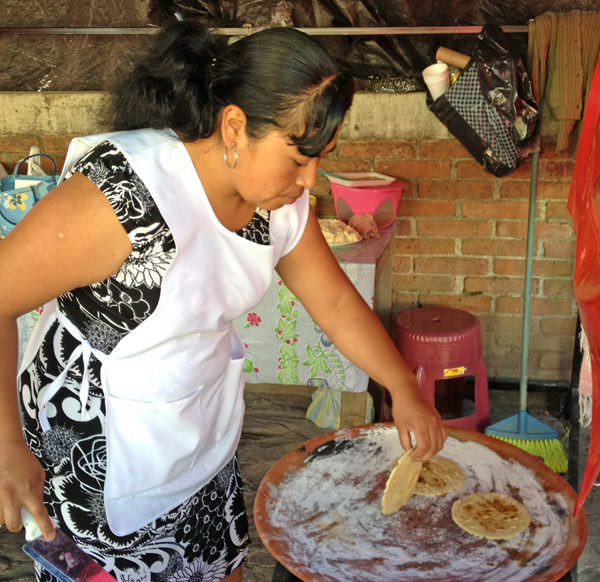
[428,25,538,177]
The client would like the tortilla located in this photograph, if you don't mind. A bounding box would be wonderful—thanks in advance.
[451,492,531,539]
[413,455,465,497]
[381,449,423,515]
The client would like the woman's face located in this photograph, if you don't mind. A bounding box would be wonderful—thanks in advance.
[232,127,339,211]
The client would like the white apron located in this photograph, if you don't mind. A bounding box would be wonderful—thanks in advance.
[19,128,309,535]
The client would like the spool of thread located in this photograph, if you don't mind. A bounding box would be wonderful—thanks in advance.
[435,46,471,69]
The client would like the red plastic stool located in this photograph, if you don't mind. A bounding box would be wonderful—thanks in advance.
[381,305,490,432]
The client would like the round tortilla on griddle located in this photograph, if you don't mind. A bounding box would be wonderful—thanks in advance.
[381,449,423,515]
[414,455,465,497]
[451,492,531,539]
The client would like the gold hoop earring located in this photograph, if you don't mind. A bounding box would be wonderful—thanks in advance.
[224,143,238,169]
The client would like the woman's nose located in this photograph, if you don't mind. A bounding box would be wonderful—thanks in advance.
[296,158,319,190]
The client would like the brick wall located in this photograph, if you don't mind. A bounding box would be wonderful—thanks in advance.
[1,130,578,384]
[312,137,578,383]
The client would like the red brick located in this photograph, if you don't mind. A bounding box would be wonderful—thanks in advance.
[543,240,575,259]
[496,221,527,238]
[338,141,415,160]
[535,222,574,240]
[397,180,416,200]
[418,180,494,200]
[462,239,525,257]
[392,237,454,255]
[418,140,470,159]
[391,256,412,273]
[532,259,574,277]
[42,136,72,153]
[464,276,536,295]
[462,200,529,220]
[531,297,573,316]
[499,181,530,199]
[545,201,571,220]
[490,348,525,373]
[417,293,491,314]
[376,160,451,179]
[456,160,490,179]
[391,274,455,293]
[530,334,574,351]
[539,141,577,158]
[539,317,577,335]
[392,218,412,236]
[538,353,571,378]
[0,136,40,152]
[53,154,66,173]
[539,159,575,180]
[494,258,524,275]
[496,296,522,314]
[417,219,492,238]
[543,278,574,297]
[510,162,534,179]
[0,154,10,169]
[537,181,570,200]
[414,256,489,276]
[320,160,371,174]
[481,314,522,333]
[397,199,456,218]
[495,332,522,348]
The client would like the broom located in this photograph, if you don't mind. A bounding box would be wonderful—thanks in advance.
[484,149,568,473]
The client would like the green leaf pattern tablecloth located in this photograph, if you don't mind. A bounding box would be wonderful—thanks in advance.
[234,231,393,429]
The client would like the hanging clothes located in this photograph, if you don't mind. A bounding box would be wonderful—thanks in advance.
[567,50,600,516]
[528,10,600,150]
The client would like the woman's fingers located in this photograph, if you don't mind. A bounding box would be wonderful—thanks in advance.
[0,441,53,540]
[393,400,446,461]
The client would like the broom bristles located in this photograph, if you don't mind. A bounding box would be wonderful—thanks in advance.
[489,435,568,474]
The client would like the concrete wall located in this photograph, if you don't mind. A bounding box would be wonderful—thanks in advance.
[0,91,577,383]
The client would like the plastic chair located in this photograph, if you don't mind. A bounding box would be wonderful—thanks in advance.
[381,305,490,432]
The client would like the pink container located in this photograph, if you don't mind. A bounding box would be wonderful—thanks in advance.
[330,181,405,228]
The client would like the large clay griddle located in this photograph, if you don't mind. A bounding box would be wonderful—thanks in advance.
[254,425,587,582]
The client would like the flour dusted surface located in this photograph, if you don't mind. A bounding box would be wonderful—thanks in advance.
[265,427,570,582]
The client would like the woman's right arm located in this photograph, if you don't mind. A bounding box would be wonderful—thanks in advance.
[0,172,132,538]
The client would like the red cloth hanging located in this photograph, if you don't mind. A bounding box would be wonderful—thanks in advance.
[567,53,600,516]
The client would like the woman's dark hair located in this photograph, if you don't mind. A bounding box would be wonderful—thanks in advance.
[113,20,355,156]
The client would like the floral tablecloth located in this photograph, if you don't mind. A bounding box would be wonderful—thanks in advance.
[234,229,392,428]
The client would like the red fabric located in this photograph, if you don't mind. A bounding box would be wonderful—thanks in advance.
[567,54,600,516]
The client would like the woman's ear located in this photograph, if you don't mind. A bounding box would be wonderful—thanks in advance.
[220,104,247,146]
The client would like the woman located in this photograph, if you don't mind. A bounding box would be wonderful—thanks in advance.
[0,20,445,582]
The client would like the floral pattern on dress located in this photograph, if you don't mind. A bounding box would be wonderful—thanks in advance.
[17,140,269,581]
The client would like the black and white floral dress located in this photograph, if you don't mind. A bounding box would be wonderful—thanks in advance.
[18,141,268,582]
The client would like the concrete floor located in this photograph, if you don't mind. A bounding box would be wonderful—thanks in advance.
[0,383,596,582]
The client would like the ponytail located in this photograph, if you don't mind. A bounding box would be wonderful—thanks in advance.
[113,21,226,139]
[113,20,355,154]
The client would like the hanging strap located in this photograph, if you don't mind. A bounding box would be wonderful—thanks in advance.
[37,311,106,433]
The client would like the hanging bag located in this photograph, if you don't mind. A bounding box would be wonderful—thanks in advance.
[427,24,539,177]
[0,152,58,236]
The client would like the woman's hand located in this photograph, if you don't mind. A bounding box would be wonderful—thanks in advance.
[390,387,447,462]
[0,439,54,540]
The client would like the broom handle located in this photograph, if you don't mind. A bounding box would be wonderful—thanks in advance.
[520,149,540,416]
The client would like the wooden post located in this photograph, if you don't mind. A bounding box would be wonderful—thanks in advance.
[339,391,369,428]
